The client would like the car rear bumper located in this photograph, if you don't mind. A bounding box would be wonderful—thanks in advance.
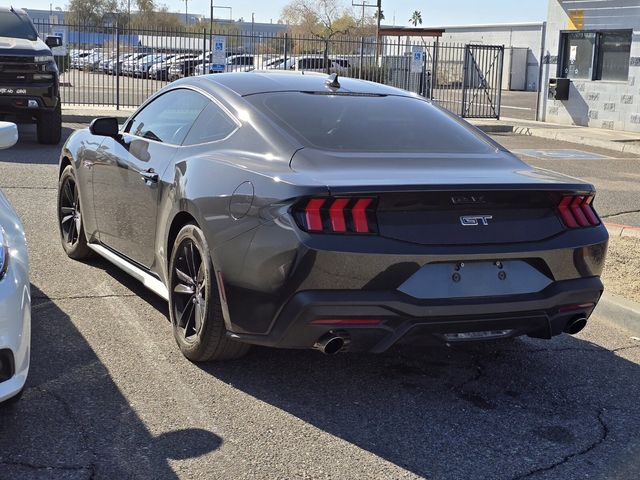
[228,276,603,352]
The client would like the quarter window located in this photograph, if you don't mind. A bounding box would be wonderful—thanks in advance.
[126,89,209,145]
[183,102,237,145]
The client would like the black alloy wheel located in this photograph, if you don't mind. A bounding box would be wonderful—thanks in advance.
[169,224,249,362]
[172,238,207,344]
[57,165,91,259]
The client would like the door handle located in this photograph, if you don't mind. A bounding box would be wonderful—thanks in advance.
[140,168,159,184]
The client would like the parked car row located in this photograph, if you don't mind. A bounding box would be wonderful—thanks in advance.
[68,48,353,81]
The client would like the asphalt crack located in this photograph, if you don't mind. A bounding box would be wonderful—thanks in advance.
[511,408,609,480]
[0,185,56,190]
[30,386,98,478]
[32,293,139,308]
[602,208,640,219]
[0,459,90,473]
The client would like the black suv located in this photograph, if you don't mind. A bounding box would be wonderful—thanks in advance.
[0,7,62,144]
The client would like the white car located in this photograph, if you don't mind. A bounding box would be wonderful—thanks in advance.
[267,55,350,74]
[0,122,30,406]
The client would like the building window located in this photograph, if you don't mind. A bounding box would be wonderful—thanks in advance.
[559,30,632,81]
[597,31,632,81]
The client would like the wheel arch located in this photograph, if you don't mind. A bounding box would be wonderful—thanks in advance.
[59,156,72,178]
[166,211,198,262]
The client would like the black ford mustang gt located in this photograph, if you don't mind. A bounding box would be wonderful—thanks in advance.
[57,71,608,361]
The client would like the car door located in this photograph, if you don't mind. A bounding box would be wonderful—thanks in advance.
[92,88,209,268]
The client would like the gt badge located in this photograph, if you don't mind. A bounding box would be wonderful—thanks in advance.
[460,215,493,226]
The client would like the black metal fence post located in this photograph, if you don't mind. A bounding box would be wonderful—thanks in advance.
[284,33,289,69]
[116,23,120,110]
[202,28,207,76]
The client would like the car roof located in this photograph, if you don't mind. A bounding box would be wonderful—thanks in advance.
[0,7,26,14]
[185,71,416,98]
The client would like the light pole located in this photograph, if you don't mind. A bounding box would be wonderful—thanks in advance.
[210,0,214,35]
[183,0,189,26]
[375,0,382,64]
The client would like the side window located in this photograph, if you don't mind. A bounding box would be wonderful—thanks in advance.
[183,102,238,146]
[126,89,209,145]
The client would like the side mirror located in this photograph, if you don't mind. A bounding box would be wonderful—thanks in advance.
[0,122,18,149]
[45,36,63,49]
[89,117,119,137]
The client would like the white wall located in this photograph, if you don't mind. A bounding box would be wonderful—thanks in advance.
[541,0,640,132]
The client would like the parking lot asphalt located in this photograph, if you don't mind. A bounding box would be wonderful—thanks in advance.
[0,125,639,479]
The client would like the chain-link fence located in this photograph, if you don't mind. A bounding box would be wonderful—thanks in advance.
[33,21,503,118]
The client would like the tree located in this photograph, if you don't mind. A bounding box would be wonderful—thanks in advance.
[281,0,356,40]
[130,0,182,29]
[68,0,119,24]
[280,0,358,65]
[409,10,422,27]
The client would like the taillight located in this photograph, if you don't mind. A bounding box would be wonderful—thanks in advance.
[557,194,600,229]
[295,197,378,234]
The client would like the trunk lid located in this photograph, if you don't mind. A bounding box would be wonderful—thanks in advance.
[290,148,595,245]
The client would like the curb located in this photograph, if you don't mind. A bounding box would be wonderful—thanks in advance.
[511,125,640,156]
[475,120,640,156]
[605,222,640,239]
[474,124,515,134]
[593,292,640,337]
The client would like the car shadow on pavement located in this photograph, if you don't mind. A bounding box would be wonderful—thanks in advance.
[0,285,221,479]
[76,257,640,478]
[198,331,640,479]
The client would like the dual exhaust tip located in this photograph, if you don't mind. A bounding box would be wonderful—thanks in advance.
[314,331,350,355]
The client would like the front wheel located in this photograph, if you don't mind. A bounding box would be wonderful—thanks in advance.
[169,224,249,362]
[57,165,92,260]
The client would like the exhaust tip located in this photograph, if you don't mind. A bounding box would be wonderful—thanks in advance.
[314,331,350,355]
[564,316,588,335]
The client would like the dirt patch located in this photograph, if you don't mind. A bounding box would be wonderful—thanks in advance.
[601,235,640,304]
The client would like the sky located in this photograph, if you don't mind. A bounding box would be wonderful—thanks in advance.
[29,0,548,26]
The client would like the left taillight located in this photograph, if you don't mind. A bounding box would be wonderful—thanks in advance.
[293,197,378,234]
[557,194,600,229]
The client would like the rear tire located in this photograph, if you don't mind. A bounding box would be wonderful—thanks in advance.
[37,102,62,145]
[57,165,92,260]
[169,224,249,362]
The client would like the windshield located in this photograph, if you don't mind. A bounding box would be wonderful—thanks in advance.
[0,10,38,41]
[247,92,494,154]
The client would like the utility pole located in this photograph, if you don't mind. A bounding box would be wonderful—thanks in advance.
[183,0,189,26]
[375,0,382,64]
[210,0,214,35]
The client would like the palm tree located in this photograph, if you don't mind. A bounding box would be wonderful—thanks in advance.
[409,10,422,27]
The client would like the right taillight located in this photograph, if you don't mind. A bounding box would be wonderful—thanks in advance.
[294,197,378,234]
[557,194,600,229]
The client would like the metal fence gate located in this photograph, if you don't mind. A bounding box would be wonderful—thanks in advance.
[429,43,504,119]
[32,21,503,118]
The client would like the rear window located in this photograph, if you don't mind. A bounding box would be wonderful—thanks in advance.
[0,11,38,41]
[247,92,494,154]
